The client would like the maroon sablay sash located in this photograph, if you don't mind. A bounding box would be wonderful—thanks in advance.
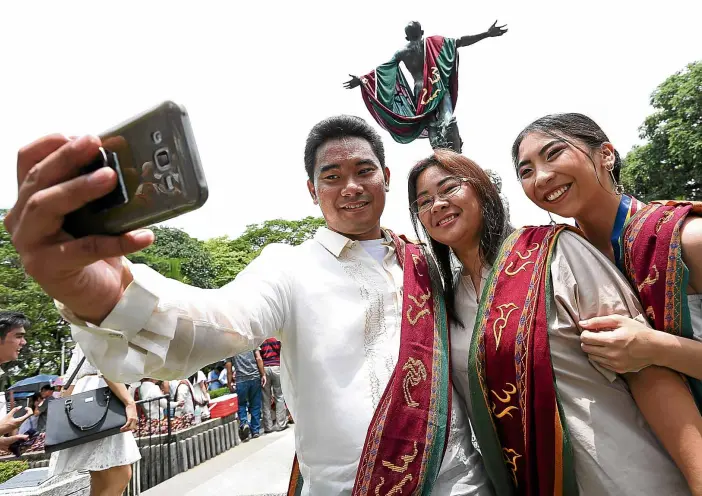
[469,225,578,496]
[288,232,452,496]
[622,200,702,334]
[352,232,452,495]
[621,199,702,409]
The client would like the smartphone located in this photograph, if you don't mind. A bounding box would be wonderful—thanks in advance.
[62,101,208,237]
[12,406,30,419]
[9,429,39,457]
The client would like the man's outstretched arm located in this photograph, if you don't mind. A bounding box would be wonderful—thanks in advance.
[59,243,294,383]
[343,50,403,89]
[456,20,507,48]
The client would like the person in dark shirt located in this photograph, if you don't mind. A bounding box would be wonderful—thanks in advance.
[35,385,55,432]
[231,350,265,441]
[259,338,288,433]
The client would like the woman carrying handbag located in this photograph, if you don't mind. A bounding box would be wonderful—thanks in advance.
[49,345,141,496]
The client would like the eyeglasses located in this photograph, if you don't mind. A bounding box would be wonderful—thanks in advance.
[410,177,469,215]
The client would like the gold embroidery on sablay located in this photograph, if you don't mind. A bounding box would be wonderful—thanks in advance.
[374,475,413,496]
[406,288,431,325]
[402,358,427,408]
[491,383,519,419]
[429,66,441,84]
[420,87,441,106]
[374,442,419,495]
[655,209,675,233]
[410,66,443,109]
[382,441,419,472]
[493,303,519,350]
[411,253,424,276]
[637,265,660,293]
[505,243,539,276]
[408,290,430,308]
[407,307,430,325]
[503,447,522,486]
[516,243,539,259]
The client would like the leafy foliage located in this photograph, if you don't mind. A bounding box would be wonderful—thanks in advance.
[0,214,324,384]
[208,387,231,400]
[621,61,702,201]
[203,217,325,287]
[0,211,70,386]
[126,227,217,288]
[230,217,326,254]
[0,460,29,484]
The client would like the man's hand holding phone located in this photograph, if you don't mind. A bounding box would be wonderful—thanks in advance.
[4,135,153,324]
[0,406,32,435]
[5,101,207,325]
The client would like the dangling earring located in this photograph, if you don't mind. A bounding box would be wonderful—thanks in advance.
[605,162,624,196]
[548,212,556,226]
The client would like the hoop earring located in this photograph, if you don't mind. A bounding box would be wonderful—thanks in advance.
[605,163,624,196]
[548,212,556,226]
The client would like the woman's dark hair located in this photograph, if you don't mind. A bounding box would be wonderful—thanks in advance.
[407,149,508,327]
[511,113,622,182]
[304,115,386,182]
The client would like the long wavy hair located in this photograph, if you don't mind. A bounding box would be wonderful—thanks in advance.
[407,149,508,327]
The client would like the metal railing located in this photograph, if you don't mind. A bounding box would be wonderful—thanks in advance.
[127,393,175,495]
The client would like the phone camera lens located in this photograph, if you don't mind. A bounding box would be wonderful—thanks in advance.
[151,131,163,144]
[154,148,171,170]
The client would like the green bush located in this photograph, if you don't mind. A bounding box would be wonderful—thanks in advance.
[209,387,230,400]
[0,460,29,484]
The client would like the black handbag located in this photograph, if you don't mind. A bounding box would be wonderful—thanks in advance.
[44,356,128,453]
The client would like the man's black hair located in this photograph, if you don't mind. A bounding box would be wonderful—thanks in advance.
[0,311,29,341]
[304,115,386,182]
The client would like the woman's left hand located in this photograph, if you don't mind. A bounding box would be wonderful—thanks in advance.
[121,402,138,432]
[579,314,657,374]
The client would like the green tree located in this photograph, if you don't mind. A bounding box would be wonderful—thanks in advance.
[0,211,70,384]
[203,237,255,288]
[230,217,326,254]
[621,61,702,201]
[127,227,217,288]
[203,217,325,287]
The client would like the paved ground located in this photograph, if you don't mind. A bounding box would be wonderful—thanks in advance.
[143,426,295,496]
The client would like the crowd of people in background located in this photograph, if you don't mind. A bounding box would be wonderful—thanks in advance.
[0,309,288,494]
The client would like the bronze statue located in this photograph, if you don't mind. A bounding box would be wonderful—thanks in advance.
[344,21,507,152]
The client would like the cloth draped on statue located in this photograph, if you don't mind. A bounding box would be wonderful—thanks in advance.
[288,231,452,496]
[359,36,458,144]
[468,225,579,496]
[615,195,702,410]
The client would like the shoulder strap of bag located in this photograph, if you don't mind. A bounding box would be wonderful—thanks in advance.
[63,356,87,391]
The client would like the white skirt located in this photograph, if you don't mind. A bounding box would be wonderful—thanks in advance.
[49,375,141,475]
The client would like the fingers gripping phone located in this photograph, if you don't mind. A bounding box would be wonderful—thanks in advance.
[62,101,208,238]
[9,429,39,457]
[12,406,30,419]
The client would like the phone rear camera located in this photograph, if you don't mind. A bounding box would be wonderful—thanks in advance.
[154,148,171,170]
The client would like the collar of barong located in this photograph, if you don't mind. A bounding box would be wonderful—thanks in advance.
[288,230,452,496]
[618,198,702,411]
[468,224,579,496]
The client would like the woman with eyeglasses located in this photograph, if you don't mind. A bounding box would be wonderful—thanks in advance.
[407,149,693,495]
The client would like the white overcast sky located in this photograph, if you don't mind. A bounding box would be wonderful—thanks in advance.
[1,1,700,241]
